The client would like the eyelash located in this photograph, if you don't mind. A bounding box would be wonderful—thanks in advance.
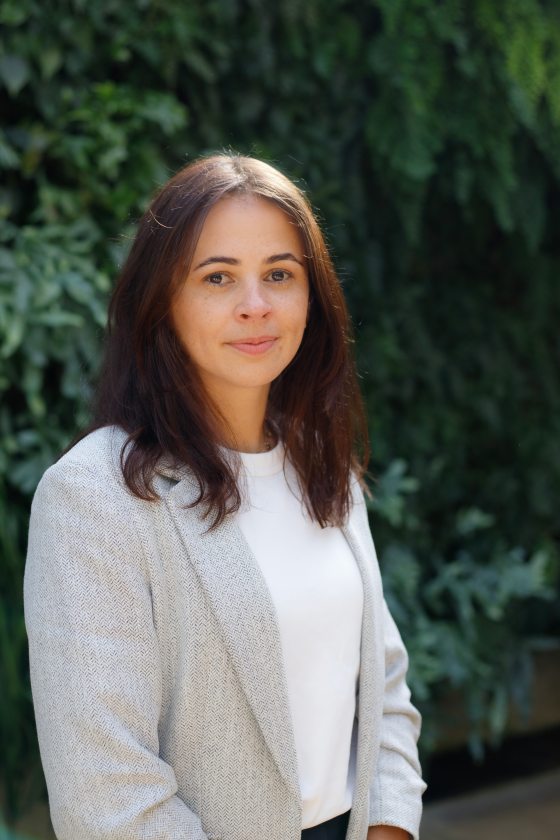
[204,269,293,286]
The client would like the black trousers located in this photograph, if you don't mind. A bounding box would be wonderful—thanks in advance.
[301,810,351,840]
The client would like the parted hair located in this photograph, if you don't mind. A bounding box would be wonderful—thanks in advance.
[83,153,369,527]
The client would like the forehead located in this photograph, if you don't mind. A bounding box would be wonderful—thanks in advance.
[192,194,305,258]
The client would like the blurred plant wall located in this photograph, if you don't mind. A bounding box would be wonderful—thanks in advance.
[1,0,560,818]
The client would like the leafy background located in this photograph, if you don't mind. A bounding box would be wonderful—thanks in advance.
[1,0,559,826]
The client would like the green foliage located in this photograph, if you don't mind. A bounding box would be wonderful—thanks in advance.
[369,467,556,756]
[0,825,35,840]
[0,484,44,823]
[1,0,560,818]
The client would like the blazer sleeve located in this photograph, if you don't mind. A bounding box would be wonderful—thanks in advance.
[368,599,426,839]
[349,482,426,839]
[24,458,209,840]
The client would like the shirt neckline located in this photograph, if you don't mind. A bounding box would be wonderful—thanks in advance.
[237,440,285,477]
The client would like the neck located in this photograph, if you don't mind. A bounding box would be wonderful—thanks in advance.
[205,383,273,453]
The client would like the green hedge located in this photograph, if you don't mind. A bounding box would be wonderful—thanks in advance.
[2,0,559,819]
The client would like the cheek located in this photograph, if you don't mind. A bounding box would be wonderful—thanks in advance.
[288,294,310,337]
[172,294,216,349]
[281,308,308,361]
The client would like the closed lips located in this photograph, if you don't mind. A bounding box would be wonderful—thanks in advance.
[229,336,277,344]
[227,337,277,354]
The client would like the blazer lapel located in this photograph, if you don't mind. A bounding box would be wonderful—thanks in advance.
[164,475,300,801]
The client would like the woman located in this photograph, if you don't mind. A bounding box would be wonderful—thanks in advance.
[25,154,426,840]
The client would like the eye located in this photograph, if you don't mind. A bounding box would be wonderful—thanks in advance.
[268,269,291,282]
[205,272,228,286]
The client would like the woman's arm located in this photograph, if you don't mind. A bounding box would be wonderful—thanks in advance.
[25,458,208,840]
[350,481,425,840]
[368,599,426,840]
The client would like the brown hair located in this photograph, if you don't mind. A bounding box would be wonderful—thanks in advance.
[86,153,369,527]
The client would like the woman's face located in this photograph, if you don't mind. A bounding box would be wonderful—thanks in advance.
[171,194,309,406]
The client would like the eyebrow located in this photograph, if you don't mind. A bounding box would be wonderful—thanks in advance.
[193,252,305,271]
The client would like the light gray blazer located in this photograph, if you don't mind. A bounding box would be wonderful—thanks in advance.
[24,426,425,840]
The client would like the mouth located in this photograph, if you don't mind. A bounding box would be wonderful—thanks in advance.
[227,336,278,355]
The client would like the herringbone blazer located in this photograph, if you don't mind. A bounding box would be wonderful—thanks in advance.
[25,426,425,840]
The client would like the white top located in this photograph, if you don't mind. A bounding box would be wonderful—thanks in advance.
[234,442,364,829]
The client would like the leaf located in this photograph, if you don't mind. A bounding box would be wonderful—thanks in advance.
[0,315,24,357]
[40,48,63,80]
[0,248,17,271]
[34,311,84,328]
[139,95,189,134]
[0,136,19,169]
[61,271,96,304]
[455,508,495,536]
[0,55,30,96]
[184,50,217,83]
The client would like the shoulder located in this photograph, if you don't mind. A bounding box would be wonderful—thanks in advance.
[54,425,128,479]
[26,427,159,586]
[30,424,196,528]
[25,428,156,632]
[32,426,132,514]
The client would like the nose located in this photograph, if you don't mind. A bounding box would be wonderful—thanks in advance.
[235,278,272,320]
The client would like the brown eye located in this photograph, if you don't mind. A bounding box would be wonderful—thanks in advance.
[268,269,291,282]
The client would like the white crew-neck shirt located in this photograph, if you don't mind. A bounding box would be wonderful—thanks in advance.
[234,442,364,829]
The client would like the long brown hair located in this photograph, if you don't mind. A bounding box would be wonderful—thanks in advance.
[86,153,368,527]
